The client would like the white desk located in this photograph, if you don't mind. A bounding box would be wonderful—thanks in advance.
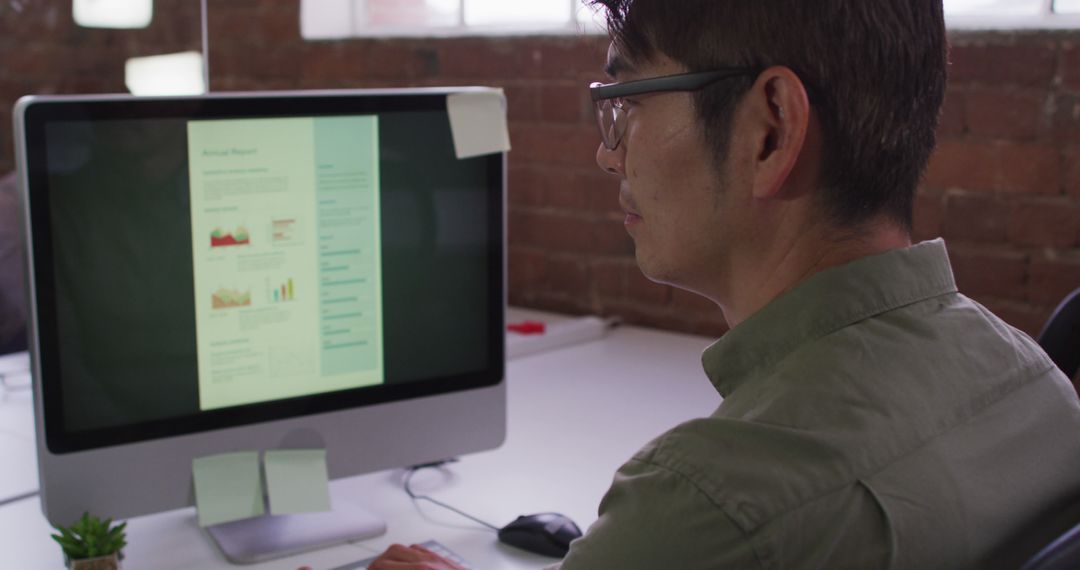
[0,312,720,569]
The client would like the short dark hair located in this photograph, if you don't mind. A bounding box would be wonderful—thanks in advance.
[587,0,947,232]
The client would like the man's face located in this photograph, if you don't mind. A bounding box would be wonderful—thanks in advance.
[596,46,745,294]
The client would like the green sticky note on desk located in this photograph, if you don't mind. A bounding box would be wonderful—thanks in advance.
[264,449,331,515]
[192,451,265,527]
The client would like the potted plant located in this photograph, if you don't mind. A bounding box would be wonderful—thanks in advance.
[51,512,127,570]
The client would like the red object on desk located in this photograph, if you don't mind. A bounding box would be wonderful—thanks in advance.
[507,321,546,335]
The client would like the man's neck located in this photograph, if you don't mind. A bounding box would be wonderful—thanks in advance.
[720,220,912,328]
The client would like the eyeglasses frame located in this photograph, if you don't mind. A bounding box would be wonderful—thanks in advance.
[589,68,758,102]
[589,68,763,150]
[591,68,825,151]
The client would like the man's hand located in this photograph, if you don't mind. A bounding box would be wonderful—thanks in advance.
[367,543,466,570]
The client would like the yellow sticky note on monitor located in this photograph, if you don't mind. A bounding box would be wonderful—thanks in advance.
[264,449,332,515]
[192,451,265,527]
[447,90,511,159]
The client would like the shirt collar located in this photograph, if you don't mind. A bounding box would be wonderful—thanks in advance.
[701,239,957,398]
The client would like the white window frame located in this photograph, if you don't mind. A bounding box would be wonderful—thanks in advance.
[302,0,604,39]
[302,0,1080,39]
[947,0,1080,29]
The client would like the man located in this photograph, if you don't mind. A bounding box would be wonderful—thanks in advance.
[372,0,1080,568]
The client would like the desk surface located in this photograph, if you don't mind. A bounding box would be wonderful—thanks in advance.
[0,310,720,569]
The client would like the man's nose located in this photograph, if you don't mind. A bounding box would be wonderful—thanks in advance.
[595,142,625,177]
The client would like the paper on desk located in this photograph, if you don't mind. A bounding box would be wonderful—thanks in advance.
[264,449,331,515]
[192,451,265,527]
[447,90,511,159]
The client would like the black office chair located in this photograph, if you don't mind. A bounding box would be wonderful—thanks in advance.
[1037,287,1080,382]
[1021,289,1080,570]
[1021,521,1080,570]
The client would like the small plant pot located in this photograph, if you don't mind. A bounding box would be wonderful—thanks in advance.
[68,553,121,570]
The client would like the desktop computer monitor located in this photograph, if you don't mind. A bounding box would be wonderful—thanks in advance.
[14,89,507,560]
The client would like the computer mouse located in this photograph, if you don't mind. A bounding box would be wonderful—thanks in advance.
[497,512,583,558]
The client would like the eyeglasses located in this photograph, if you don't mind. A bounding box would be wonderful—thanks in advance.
[589,68,759,151]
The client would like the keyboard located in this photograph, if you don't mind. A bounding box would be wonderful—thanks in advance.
[329,540,474,570]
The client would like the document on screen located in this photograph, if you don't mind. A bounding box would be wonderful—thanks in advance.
[187,116,384,410]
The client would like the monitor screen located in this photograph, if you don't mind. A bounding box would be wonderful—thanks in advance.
[16,89,507,530]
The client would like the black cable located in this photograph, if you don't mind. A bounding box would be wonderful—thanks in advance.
[404,461,499,532]
[0,489,39,508]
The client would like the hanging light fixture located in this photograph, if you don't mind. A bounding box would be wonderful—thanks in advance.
[125,52,206,96]
[73,0,153,29]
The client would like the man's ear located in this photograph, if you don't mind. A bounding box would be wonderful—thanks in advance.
[744,66,810,200]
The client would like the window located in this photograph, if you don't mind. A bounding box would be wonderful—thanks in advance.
[301,0,1080,38]
[945,0,1080,28]
[300,0,605,38]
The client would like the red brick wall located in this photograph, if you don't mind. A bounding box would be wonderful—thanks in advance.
[2,1,1078,338]
[924,33,1080,336]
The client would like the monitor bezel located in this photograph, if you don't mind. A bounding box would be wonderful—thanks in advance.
[17,89,506,455]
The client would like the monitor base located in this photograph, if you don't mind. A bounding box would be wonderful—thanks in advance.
[206,504,387,564]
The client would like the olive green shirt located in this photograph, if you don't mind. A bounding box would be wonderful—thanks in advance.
[559,240,1080,570]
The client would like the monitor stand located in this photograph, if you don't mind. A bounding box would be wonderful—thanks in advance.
[206,503,386,564]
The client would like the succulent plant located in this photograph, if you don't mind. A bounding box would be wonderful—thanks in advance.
[51,512,127,562]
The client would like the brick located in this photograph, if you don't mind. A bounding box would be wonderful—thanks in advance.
[589,219,634,256]
[438,39,520,78]
[4,45,71,79]
[540,83,589,124]
[534,215,593,252]
[56,74,119,93]
[925,139,1060,194]
[510,124,601,168]
[1,2,72,44]
[584,172,623,217]
[913,189,944,242]
[507,211,536,246]
[949,246,1028,301]
[1067,147,1080,198]
[511,212,625,254]
[542,169,591,210]
[937,88,967,137]
[298,43,367,86]
[363,41,434,80]
[546,257,589,296]
[521,39,607,79]
[979,299,1052,339]
[925,138,993,190]
[1029,254,1080,305]
[964,88,1045,141]
[507,248,549,291]
[507,166,546,208]
[504,84,541,122]
[1051,93,1080,146]
[626,269,671,305]
[206,3,299,47]
[1007,199,1080,249]
[1061,41,1080,93]
[948,39,1057,88]
[542,169,621,213]
[590,259,627,298]
[1004,144,1066,195]
[942,192,1010,244]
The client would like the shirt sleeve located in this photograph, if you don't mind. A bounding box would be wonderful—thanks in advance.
[557,457,764,570]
